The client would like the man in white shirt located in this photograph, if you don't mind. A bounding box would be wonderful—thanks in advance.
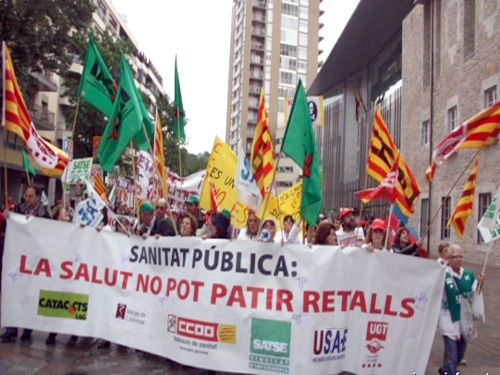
[335,207,364,247]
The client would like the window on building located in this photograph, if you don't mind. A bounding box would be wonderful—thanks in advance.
[448,106,457,132]
[108,15,118,31]
[420,198,429,237]
[477,192,491,244]
[298,61,307,73]
[280,43,297,57]
[281,15,298,30]
[299,33,308,47]
[300,7,308,19]
[298,47,307,60]
[280,71,295,85]
[484,85,497,108]
[421,120,429,146]
[441,197,451,240]
[299,20,308,32]
[97,0,106,18]
[282,3,298,16]
[463,0,475,59]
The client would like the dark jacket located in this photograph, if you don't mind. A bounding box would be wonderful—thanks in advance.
[392,242,419,256]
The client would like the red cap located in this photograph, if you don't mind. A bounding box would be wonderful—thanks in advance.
[371,218,386,231]
[339,207,353,219]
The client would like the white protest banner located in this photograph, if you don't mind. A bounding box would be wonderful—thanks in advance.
[236,141,262,212]
[477,186,500,243]
[62,157,93,184]
[73,181,106,227]
[2,214,444,375]
[167,169,205,207]
[136,150,159,202]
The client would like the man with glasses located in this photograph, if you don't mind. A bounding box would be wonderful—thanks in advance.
[438,244,485,375]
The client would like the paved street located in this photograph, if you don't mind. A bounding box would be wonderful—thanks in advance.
[0,261,498,375]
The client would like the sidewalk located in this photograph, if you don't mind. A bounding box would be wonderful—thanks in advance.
[0,261,498,375]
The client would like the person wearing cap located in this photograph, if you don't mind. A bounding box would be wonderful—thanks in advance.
[135,201,175,239]
[184,194,204,229]
[208,212,230,239]
[363,218,391,252]
[336,207,364,247]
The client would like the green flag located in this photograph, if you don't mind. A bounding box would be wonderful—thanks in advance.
[22,149,36,177]
[173,55,187,143]
[281,80,322,225]
[97,54,153,172]
[77,33,116,116]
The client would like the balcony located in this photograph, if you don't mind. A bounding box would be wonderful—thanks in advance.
[251,41,264,51]
[27,101,55,131]
[253,0,266,9]
[29,71,58,92]
[252,14,266,23]
[251,27,265,38]
[250,71,263,81]
[250,56,263,65]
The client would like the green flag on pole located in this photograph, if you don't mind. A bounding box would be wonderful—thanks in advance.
[22,149,36,177]
[97,53,153,172]
[281,79,322,225]
[173,55,187,143]
[77,33,116,116]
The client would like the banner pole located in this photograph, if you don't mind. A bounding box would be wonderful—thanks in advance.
[477,240,494,294]
[384,203,394,250]
[423,147,483,240]
[2,128,8,208]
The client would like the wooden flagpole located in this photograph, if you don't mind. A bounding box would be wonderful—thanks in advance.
[3,127,9,209]
[423,146,484,240]
[477,240,494,294]
[384,203,394,250]
[64,98,81,209]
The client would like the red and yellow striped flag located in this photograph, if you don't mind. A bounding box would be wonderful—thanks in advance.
[447,156,479,238]
[90,167,107,202]
[250,88,275,198]
[2,42,68,177]
[367,106,421,217]
[154,110,167,197]
[426,100,500,182]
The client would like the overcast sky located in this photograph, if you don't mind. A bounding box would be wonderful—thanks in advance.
[112,0,360,154]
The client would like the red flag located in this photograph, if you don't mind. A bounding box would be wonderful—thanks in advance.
[355,154,399,203]
[426,100,500,182]
[209,181,219,213]
[2,42,68,177]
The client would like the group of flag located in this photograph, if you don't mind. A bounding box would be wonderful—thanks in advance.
[3,32,500,244]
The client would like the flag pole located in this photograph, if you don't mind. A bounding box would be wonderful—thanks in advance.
[384,203,394,250]
[177,107,183,182]
[64,98,80,210]
[140,121,179,236]
[423,146,484,240]
[256,151,283,240]
[357,106,375,232]
[477,240,493,294]
[2,127,9,208]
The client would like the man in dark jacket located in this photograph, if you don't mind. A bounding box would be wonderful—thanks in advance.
[136,201,176,238]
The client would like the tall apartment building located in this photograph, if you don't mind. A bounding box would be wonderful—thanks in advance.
[225,0,322,192]
[0,0,165,205]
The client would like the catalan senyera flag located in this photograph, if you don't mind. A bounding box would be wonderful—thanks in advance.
[447,156,479,238]
[367,107,421,217]
[154,110,167,197]
[2,42,68,177]
[250,88,275,198]
[426,100,500,182]
[91,167,107,203]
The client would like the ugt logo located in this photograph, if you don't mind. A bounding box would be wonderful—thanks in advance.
[366,321,388,354]
[116,303,127,320]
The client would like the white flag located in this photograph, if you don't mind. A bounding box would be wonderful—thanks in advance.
[74,180,106,227]
[136,150,159,202]
[477,186,500,243]
[235,141,262,212]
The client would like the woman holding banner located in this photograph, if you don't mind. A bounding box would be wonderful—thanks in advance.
[237,211,260,240]
[314,221,337,245]
[363,218,392,252]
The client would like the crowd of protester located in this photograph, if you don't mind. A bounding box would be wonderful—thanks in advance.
[0,186,486,374]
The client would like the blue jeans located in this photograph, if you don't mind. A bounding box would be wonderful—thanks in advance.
[441,335,467,375]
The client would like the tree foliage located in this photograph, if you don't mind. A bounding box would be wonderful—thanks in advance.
[0,0,94,90]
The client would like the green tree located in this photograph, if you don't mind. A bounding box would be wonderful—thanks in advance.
[0,0,94,90]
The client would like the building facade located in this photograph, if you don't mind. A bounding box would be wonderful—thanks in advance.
[225,0,322,192]
[0,0,165,206]
[309,0,500,266]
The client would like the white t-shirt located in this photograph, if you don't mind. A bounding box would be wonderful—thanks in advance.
[336,227,365,247]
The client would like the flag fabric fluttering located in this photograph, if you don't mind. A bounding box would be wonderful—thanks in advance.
[77,33,116,116]
[97,53,154,172]
[281,80,322,225]
[250,89,275,198]
[154,110,167,197]
[173,55,187,143]
[2,42,68,177]
[477,185,500,244]
[426,100,500,182]
[367,107,421,217]
[355,154,399,204]
[209,181,219,213]
[21,149,36,177]
[237,140,263,212]
[447,156,479,238]
[91,167,107,203]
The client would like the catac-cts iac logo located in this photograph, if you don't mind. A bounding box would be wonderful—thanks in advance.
[168,315,236,344]
[312,327,348,362]
[37,290,88,320]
